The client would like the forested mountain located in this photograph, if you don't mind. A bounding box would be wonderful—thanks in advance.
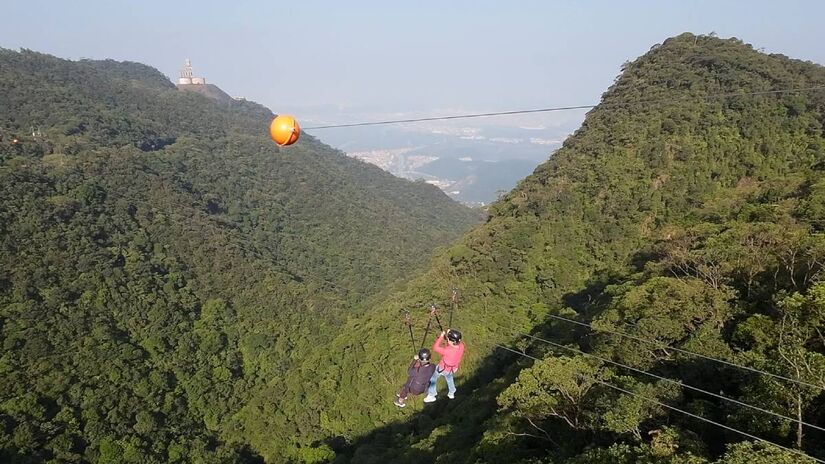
[0,49,479,463]
[307,34,825,463]
[5,33,825,464]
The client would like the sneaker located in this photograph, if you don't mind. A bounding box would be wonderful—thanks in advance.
[423,395,437,403]
[447,393,455,399]
[393,399,406,408]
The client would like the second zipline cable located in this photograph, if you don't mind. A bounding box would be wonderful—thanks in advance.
[494,344,823,464]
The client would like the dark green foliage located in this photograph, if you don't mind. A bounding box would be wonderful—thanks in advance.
[6,32,825,464]
[0,49,479,462]
[330,34,825,463]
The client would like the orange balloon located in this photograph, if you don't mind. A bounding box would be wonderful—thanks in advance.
[269,115,301,146]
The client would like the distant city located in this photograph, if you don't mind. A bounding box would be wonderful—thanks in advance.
[304,110,587,206]
[170,61,580,206]
[171,62,582,206]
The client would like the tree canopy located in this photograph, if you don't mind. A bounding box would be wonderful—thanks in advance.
[4,32,825,463]
[329,33,825,464]
[0,48,479,462]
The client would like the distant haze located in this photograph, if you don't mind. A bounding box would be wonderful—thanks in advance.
[3,1,824,205]
[1,0,823,124]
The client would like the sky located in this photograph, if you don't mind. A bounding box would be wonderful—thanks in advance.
[1,0,824,121]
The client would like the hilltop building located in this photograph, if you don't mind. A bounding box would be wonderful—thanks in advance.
[175,59,233,105]
[177,59,206,85]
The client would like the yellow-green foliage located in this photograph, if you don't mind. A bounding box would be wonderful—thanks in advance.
[335,33,825,463]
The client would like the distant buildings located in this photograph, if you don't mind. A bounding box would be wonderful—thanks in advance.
[177,59,205,85]
[175,59,233,105]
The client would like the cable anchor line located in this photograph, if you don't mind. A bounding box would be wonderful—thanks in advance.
[510,328,825,434]
[303,86,825,130]
[494,343,824,464]
[544,313,825,391]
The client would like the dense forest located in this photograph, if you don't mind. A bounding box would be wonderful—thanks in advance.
[3,33,825,464]
[0,49,479,462]
[307,34,825,463]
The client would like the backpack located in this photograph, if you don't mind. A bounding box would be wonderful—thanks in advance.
[408,363,436,395]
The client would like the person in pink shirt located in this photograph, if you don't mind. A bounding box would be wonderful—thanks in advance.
[423,329,465,402]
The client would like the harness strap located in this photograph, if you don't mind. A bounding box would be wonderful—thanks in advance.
[420,311,434,351]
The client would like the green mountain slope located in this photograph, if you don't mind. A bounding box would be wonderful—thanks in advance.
[318,34,825,463]
[0,49,479,463]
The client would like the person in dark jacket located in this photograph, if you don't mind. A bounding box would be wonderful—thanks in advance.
[394,348,437,408]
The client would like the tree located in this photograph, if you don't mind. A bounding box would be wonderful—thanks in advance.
[498,355,608,432]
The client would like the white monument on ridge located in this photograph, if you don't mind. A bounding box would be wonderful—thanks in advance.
[178,59,206,85]
[176,58,233,104]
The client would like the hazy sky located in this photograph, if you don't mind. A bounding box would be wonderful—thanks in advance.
[2,0,824,118]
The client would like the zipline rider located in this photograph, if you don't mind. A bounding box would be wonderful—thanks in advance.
[424,329,465,402]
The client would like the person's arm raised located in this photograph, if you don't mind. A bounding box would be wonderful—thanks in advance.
[432,331,446,354]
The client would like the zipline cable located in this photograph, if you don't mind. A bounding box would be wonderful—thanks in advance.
[544,313,825,391]
[305,105,595,129]
[304,86,825,130]
[496,324,825,434]
[494,343,823,464]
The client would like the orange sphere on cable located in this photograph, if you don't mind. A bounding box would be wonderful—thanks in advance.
[269,115,301,146]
